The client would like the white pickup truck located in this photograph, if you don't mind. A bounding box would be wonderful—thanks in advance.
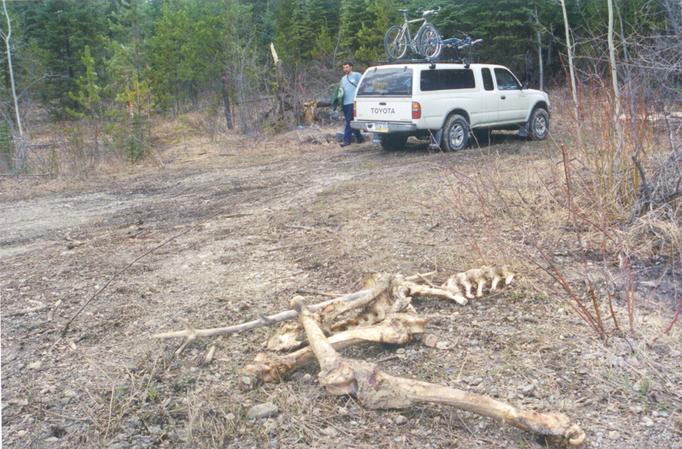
[350,62,550,151]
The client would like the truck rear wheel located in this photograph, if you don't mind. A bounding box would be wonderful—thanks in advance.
[443,114,469,151]
[379,133,408,151]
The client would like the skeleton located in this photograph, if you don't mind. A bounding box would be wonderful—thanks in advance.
[292,297,585,447]
[153,265,588,445]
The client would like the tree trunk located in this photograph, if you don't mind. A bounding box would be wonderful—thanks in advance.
[2,0,22,137]
[1,0,27,171]
[221,72,234,130]
[607,0,623,147]
[559,0,580,125]
[535,7,543,91]
[546,24,553,71]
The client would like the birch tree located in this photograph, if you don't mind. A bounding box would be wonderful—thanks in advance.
[1,0,22,136]
[1,0,25,170]
[607,0,622,146]
[559,0,579,125]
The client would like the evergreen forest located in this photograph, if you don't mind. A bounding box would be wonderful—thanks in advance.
[0,0,680,163]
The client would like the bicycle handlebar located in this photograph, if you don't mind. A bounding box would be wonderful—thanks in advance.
[421,6,440,16]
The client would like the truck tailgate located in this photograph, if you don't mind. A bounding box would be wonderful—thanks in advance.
[355,98,412,122]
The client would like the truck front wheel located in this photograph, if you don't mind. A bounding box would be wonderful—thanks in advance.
[443,114,469,151]
[379,133,408,151]
[529,108,550,140]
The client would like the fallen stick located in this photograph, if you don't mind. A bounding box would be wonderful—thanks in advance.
[292,298,585,446]
[62,227,192,337]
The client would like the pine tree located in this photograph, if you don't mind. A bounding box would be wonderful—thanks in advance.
[20,0,108,117]
[338,0,369,60]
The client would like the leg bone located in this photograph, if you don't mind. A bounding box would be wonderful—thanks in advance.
[294,299,585,447]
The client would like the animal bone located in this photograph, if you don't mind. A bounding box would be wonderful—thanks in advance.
[266,322,305,352]
[152,280,390,352]
[442,265,514,299]
[401,278,468,305]
[292,298,585,447]
[244,313,426,382]
[154,267,511,352]
[488,265,515,291]
[266,272,466,350]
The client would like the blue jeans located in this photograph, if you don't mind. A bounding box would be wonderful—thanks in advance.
[343,103,362,145]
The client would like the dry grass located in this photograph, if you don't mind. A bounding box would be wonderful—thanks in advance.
[2,100,681,449]
[434,86,680,343]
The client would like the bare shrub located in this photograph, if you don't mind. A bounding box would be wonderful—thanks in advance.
[438,80,680,341]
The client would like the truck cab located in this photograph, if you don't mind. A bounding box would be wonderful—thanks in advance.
[350,63,550,151]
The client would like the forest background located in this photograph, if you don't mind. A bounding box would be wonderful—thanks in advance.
[0,0,680,168]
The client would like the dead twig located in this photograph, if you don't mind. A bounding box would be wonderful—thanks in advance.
[152,285,388,354]
[295,289,344,298]
[62,227,192,337]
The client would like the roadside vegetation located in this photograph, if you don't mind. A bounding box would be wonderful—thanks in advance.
[0,1,680,448]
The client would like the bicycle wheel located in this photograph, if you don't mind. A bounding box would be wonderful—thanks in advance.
[417,24,442,59]
[384,25,408,60]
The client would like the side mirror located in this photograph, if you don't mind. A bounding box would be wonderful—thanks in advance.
[521,80,529,90]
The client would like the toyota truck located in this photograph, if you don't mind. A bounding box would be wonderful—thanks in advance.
[350,62,550,151]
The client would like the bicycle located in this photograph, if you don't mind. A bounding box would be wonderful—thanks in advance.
[421,33,483,60]
[384,8,440,60]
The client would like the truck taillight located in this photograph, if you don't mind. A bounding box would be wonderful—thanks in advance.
[353,101,356,119]
[412,101,421,119]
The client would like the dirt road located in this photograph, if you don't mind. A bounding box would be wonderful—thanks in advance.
[1,129,680,448]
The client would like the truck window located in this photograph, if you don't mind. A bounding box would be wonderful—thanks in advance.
[494,68,521,90]
[481,68,494,91]
[357,68,413,96]
[420,69,475,91]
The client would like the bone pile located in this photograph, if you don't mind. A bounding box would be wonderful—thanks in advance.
[243,267,513,382]
[155,266,585,446]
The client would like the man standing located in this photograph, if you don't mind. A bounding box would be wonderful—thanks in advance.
[339,61,364,147]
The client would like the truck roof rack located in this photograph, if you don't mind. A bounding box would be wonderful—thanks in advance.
[375,57,470,65]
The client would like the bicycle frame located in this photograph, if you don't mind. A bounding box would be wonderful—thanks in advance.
[396,10,432,53]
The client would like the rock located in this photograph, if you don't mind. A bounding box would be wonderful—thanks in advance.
[423,334,438,348]
[301,373,313,383]
[520,383,536,396]
[40,385,56,395]
[394,415,408,425]
[247,402,279,420]
[466,377,483,386]
[28,361,41,370]
[226,413,235,421]
[608,430,619,439]
[321,426,338,437]
[674,414,682,431]
[435,341,450,350]
[609,355,624,367]
[396,348,406,354]
[642,416,654,427]
[9,398,28,407]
